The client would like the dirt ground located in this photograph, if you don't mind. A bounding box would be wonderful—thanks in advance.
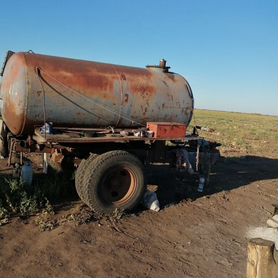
[0,149,277,277]
[0,110,277,277]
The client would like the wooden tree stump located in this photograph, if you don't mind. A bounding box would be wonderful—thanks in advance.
[247,238,277,278]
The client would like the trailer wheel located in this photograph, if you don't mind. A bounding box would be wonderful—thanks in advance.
[75,153,98,200]
[80,150,145,216]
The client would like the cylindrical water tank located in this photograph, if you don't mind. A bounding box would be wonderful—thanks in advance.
[0,52,194,136]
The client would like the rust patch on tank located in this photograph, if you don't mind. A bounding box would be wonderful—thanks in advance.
[26,52,151,77]
[124,94,129,103]
[120,74,126,80]
[24,52,157,106]
[25,53,154,96]
[130,79,156,97]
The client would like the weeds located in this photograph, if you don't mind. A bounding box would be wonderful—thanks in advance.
[0,166,77,223]
[0,159,79,230]
[34,205,56,231]
[0,177,50,221]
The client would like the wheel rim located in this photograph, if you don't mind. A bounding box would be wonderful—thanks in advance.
[99,165,138,207]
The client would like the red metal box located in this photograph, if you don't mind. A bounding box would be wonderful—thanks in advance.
[147,122,187,139]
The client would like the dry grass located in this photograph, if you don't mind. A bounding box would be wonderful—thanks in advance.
[189,109,277,158]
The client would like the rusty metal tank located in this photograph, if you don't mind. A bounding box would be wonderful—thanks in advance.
[0,51,194,136]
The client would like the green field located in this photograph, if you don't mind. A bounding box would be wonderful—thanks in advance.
[190,109,278,158]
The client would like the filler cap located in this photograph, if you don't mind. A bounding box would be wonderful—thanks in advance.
[146,59,171,72]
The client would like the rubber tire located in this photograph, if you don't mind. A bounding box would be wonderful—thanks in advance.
[79,150,145,216]
[75,153,98,200]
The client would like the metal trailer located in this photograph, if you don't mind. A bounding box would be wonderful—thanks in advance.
[0,51,220,216]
